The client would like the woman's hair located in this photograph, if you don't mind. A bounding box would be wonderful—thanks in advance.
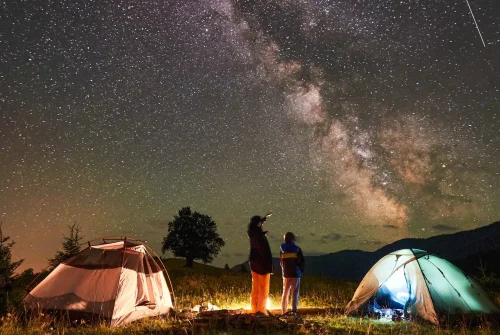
[248,215,263,231]
[284,232,295,243]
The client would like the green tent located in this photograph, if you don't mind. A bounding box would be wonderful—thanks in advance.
[345,249,500,324]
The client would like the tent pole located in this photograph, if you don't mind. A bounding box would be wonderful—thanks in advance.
[110,237,128,326]
[143,244,176,309]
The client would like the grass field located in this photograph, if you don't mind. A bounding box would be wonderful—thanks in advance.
[1,258,499,334]
[163,258,358,311]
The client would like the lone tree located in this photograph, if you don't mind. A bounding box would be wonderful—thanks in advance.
[0,223,23,312]
[48,223,83,269]
[162,207,225,268]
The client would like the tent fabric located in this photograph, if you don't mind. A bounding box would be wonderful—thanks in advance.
[404,257,437,324]
[24,239,173,326]
[346,249,499,325]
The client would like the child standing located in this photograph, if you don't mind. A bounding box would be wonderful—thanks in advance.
[280,232,305,315]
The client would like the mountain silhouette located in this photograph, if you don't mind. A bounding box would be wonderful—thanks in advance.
[233,221,500,281]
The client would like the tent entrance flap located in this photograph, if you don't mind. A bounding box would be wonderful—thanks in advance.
[376,265,410,309]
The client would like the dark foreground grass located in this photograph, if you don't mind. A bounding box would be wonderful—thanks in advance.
[2,260,499,334]
[2,310,499,335]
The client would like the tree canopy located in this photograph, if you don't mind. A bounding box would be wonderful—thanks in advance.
[48,223,83,270]
[0,223,23,312]
[161,207,225,267]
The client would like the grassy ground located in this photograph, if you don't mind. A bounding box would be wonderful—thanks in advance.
[164,258,357,311]
[2,310,499,335]
[1,259,499,334]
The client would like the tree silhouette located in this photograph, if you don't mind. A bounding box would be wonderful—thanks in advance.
[161,207,225,268]
[48,223,83,270]
[0,223,23,312]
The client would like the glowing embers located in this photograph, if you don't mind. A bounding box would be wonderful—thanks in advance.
[243,297,274,312]
[267,297,273,310]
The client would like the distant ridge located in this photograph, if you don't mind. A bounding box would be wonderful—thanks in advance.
[374,221,500,260]
[232,221,500,281]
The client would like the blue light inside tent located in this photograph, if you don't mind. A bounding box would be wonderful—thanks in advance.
[377,266,409,308]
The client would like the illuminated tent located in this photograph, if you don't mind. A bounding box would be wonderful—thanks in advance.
[345,249,500,325]
[24,238,174,326]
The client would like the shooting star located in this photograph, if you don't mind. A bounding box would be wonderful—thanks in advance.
[464,0,486,47]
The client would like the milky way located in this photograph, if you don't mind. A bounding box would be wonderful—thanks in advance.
[1,0,499,270]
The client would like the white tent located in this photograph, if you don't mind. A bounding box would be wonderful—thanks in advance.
[345,249,500,325]
[24,238,173,326]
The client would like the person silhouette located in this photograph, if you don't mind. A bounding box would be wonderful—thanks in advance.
[247,215,273,313]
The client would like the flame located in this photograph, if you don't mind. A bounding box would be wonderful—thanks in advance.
[243,297,274,312]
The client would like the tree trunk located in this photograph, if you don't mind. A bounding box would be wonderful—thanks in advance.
[185,257,194,268]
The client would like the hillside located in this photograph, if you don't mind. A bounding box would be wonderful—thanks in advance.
[234,221,500,281]
[375,221,500,260]
[306,221,500,280]
[162,258,230,276]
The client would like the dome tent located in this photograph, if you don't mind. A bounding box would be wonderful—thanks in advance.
[345,249,499,325]
[24,237,174,327]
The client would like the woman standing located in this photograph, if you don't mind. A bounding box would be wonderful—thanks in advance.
[247,215,273,314]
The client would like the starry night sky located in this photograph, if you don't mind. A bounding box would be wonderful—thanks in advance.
[1,0,499,271]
